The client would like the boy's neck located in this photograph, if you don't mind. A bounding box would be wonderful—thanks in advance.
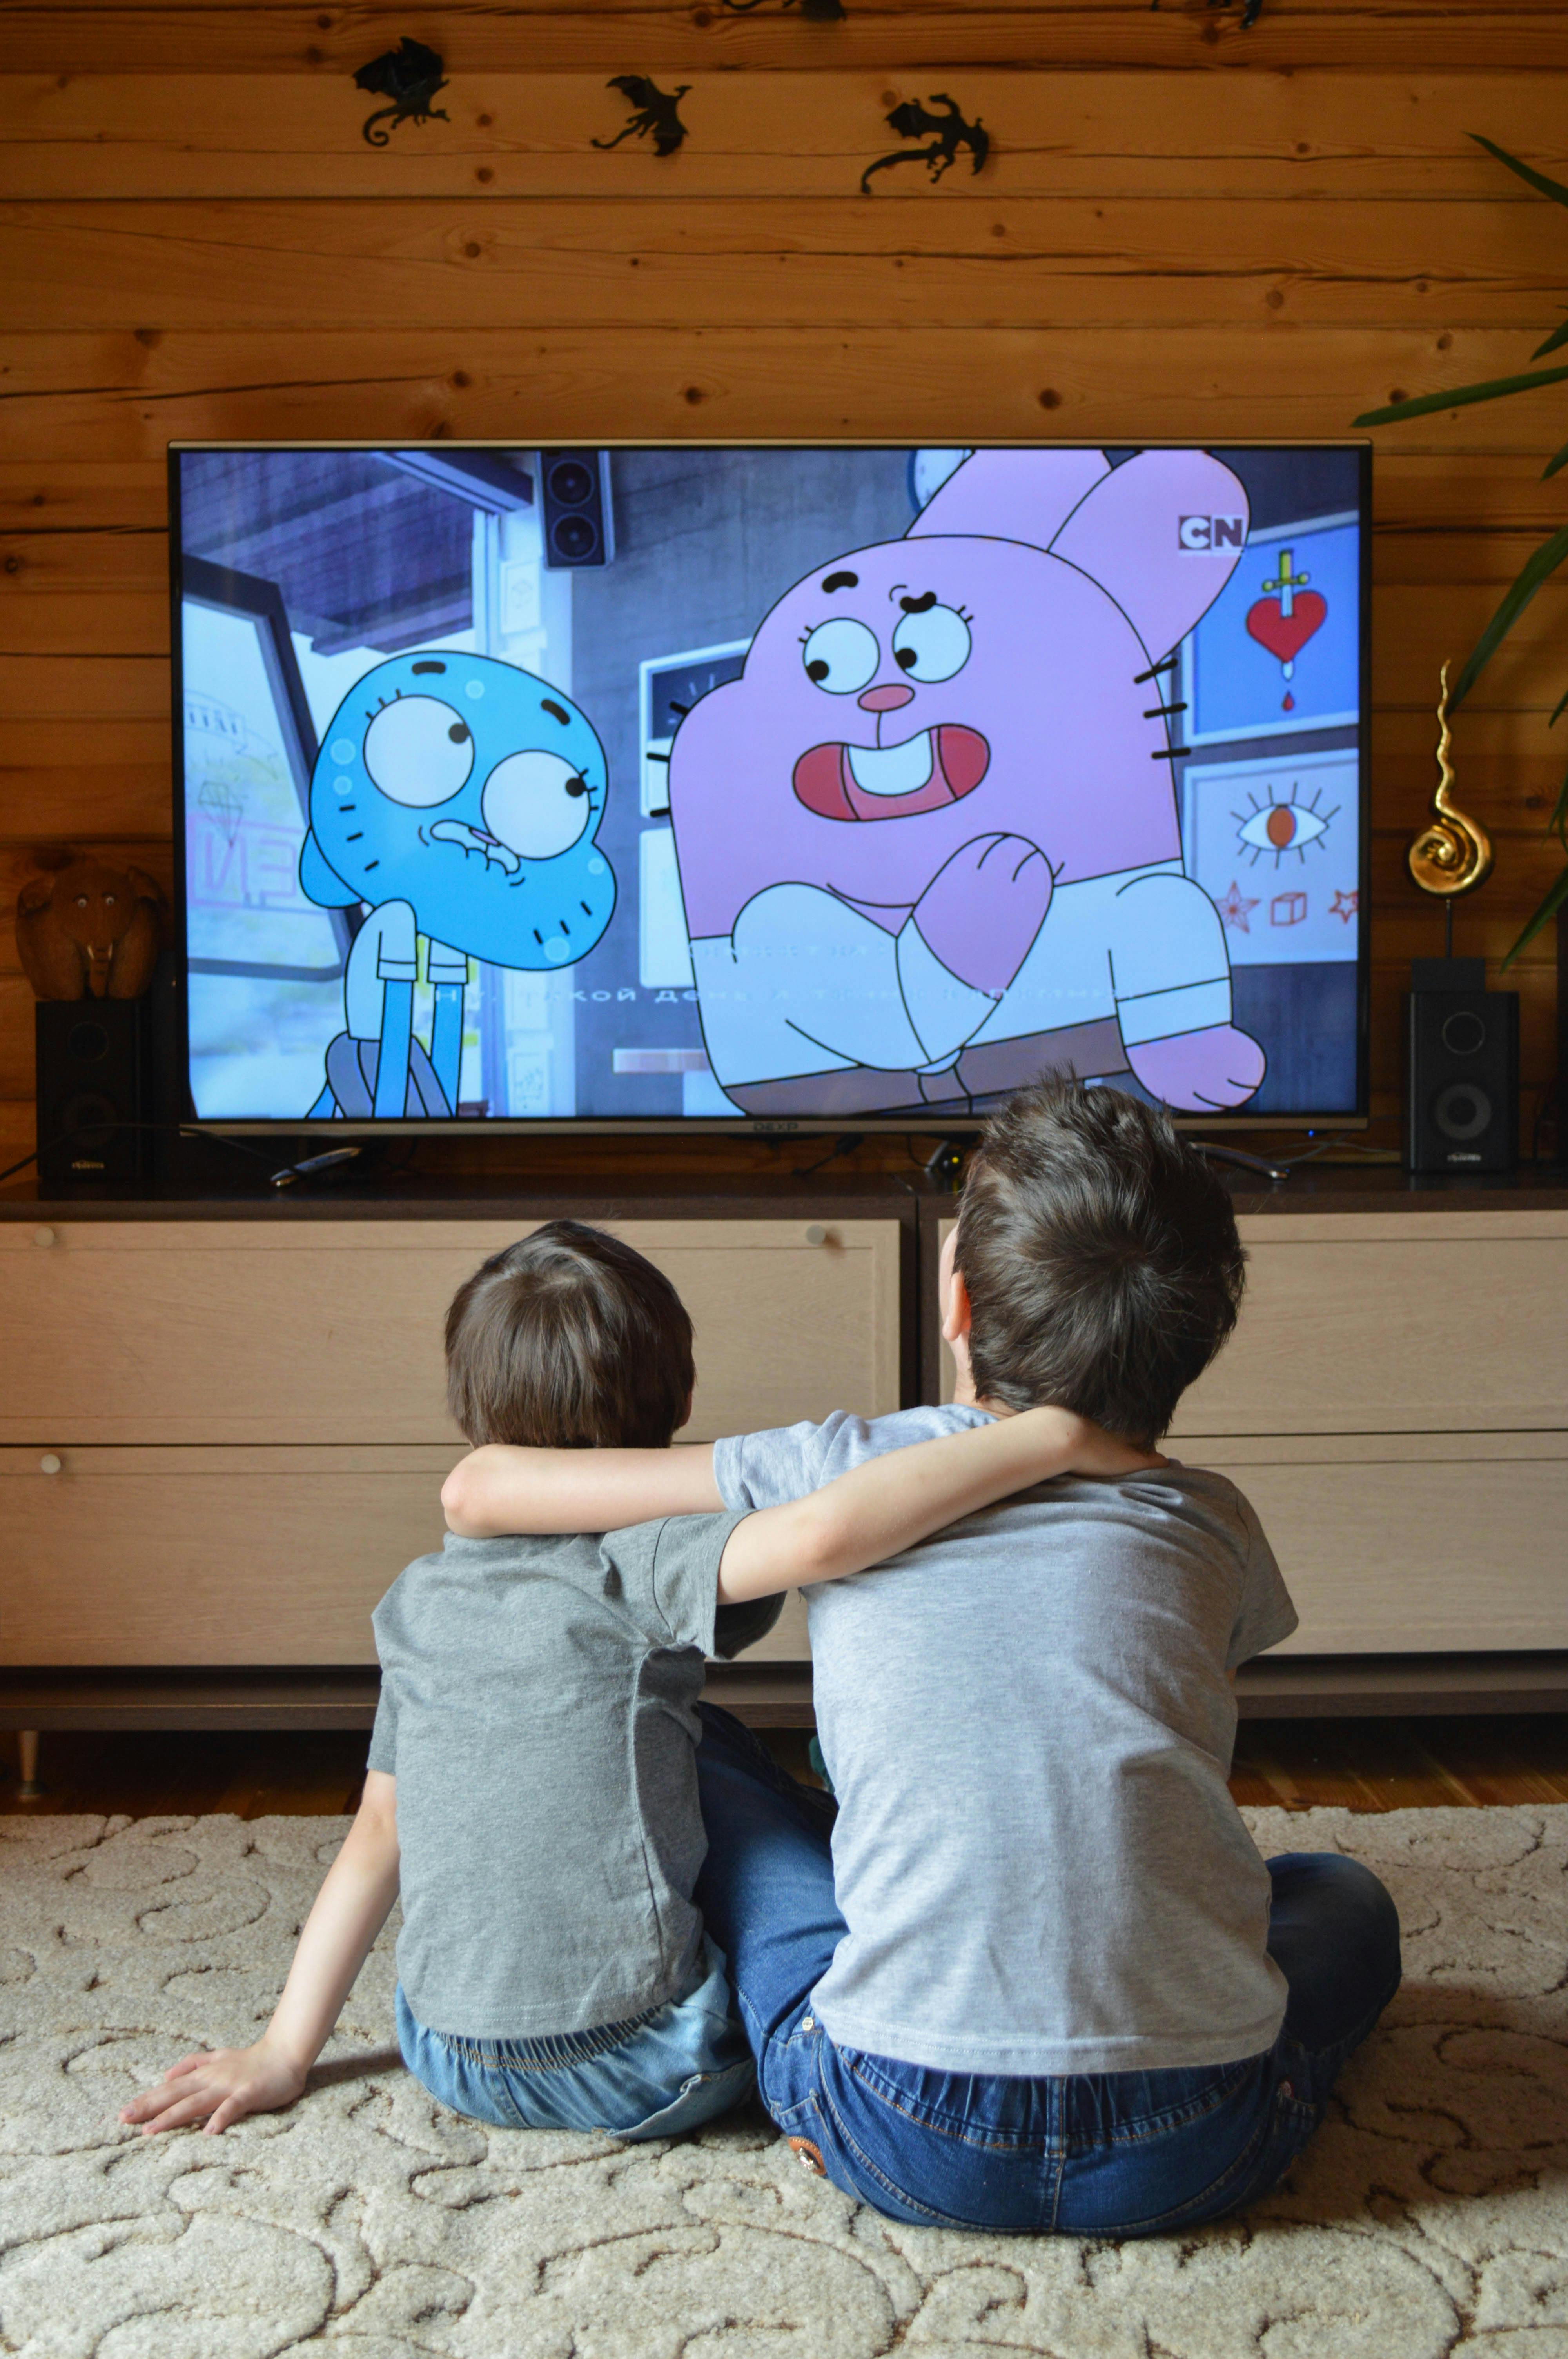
[951,1371,1014,1419]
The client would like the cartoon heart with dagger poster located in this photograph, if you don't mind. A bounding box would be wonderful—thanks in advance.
[1184,512,1360,744]
[1244,547,1328,712]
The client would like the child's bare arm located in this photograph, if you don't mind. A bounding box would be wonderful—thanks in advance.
[443,1441,722,1537]
[716,1408,1161,1603]
[119,1770,400,2137]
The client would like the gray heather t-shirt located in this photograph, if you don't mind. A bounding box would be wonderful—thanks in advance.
[714,1407,1299,2077]
[368,1513,744,2040]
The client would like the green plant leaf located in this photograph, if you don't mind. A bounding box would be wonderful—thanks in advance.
[1503,756,1568,967]
[1548,682,1568,727]
[1471,133,1568,211]
[1502,855,1568,967]
[1353,360,1568,428]
[1543,435,1568,480]
[1533,315,1568,362]
[1447,526,1568,710]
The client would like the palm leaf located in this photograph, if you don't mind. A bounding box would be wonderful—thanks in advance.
[1549,682,1568,728]
[1354,360,1568,429]
[1501,755,1568,966]
[1470,133,1568,211]
[1446,527,1568,710]
[1543,435,1568,480]
[1503,851,1568,966]
[1533,315,1568,361]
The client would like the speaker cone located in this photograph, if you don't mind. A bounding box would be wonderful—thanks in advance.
[1433,1081,1492,1141]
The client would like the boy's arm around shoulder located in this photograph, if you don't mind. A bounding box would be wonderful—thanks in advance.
[443,1441,723,1537]
[715,1405,1161,1603]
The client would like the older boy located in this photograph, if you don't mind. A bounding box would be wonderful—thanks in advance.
[444,1087,1401,2232]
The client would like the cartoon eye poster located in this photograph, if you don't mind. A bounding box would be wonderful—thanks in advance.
[1180,751,1359,966]
[1184,514,1360,744]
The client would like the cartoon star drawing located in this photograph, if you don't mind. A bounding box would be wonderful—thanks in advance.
[1329,887,1358,923]
[1216,880,1261,934]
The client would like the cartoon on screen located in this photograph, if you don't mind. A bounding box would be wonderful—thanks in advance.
[666,447,1267,1116]
[300,651,615,1118]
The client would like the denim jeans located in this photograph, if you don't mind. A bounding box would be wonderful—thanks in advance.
[693,1704,1401,2234]
[396,1935,756,2141]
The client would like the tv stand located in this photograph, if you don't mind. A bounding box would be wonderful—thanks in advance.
[4,1170,1568,1760]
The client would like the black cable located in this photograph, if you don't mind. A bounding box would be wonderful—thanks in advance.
[791,1130,865,1180]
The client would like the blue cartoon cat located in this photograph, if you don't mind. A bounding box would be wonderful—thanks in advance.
[300,651,615,1118]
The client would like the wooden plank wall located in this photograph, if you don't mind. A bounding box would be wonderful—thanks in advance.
[3,2,1566,1170]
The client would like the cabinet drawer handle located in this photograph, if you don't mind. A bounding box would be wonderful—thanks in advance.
[804,1224,829,1247]
[33,1226,57,1248]
[39,1454,62,1476]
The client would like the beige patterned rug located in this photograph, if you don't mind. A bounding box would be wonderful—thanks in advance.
[2,1804,1566,2357]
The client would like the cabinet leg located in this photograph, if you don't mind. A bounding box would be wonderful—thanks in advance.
[16,1730,41,1798]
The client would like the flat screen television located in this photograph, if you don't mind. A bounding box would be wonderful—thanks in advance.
[171,442,1370,1134]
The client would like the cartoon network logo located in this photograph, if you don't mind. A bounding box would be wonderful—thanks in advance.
[1178,514,1247,551]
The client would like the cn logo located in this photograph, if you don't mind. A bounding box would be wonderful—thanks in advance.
[1178,514,1247,552]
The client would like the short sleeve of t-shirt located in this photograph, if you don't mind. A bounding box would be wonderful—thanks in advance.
[713,1417,839,1511]
[713,1407,975,1512]
[598,1508,750,1656]
[1226,1495,1299,1668]
[367,1678,397,1776]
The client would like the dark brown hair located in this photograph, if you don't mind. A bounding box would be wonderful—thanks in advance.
[445,1219,695,1449]
[954,1082,1246,1445]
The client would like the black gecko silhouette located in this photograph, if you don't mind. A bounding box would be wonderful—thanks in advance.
[721,0,847,18]
[353,38,449,148]
[860,94,989,195]
[592,76,692,159]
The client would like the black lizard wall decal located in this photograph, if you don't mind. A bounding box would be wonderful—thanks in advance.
[353,38,450,148]
[860,95,990,195]
[721,0,847,19]
[591,76,692,158]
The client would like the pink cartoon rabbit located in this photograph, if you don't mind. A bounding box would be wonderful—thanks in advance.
[667,448,1266,1116]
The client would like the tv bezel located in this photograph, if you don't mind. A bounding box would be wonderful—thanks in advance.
[169,439,1373,1138]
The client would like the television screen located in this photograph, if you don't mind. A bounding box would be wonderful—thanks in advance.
[172,442,1368,1130]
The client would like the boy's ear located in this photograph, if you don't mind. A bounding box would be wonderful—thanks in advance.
[938,1229,973,1347]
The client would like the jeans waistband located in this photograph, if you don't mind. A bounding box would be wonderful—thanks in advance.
[430,1999,666,2072]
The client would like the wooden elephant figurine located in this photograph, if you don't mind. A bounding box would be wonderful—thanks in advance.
[15,854,168,1000]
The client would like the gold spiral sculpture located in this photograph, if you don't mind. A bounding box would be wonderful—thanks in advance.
[1408,660,1494,898]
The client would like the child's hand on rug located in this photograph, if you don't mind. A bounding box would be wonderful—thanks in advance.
[118,1773,403,2141]
[120,2037,307,2136]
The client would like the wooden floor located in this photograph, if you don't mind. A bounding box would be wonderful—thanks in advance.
[7,1717,1568,1820]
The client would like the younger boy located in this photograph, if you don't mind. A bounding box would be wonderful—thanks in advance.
[442,1089,1402,2231]
[122,1218,1147,2144]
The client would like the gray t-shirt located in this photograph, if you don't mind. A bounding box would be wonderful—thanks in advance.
[714,1407,1299,2077]
[369,1513,744,2040]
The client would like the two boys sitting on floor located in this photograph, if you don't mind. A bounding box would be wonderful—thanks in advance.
[123,1081,1400,2239]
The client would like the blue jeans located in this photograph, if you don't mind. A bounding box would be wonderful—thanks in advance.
[693,1705,1401,2234]
[396,1936,756,2141]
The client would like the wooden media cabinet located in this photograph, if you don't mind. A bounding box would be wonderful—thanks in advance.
[3,1169,1566,1752]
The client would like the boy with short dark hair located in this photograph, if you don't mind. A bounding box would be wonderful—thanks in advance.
[122,1217,1145,2145]
[444,1089,1401,2232]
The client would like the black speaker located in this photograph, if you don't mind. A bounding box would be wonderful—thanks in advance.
[35,999,147,1191]
[1403,958,1518,1174]
[539,448,614,569]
